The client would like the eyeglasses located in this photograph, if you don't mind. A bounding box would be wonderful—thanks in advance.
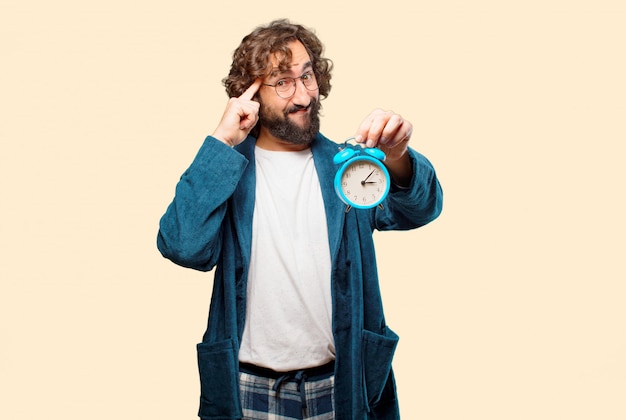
[262,71,319,99]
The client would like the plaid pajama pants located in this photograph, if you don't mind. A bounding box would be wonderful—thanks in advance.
[239,362,335,420]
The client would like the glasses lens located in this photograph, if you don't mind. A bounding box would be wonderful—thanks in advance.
[302,73,318,90]
[275,79,294,98]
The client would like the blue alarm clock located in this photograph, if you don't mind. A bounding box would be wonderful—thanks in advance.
[333,140,391,210]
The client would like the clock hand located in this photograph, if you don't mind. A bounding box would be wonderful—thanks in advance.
[361,170,376,185]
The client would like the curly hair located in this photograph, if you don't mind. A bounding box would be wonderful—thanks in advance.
[223,19,333,100]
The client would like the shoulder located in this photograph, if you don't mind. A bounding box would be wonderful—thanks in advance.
[312,133,341,158]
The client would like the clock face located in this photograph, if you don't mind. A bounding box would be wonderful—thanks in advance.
[338,158,389,208]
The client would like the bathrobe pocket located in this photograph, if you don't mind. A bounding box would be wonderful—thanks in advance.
[362,327,399,407]
[196,338,242,419]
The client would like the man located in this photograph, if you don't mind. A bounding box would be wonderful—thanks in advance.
[157,19,443,420]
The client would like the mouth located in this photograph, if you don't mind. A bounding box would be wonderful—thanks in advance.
[287,104,311,115]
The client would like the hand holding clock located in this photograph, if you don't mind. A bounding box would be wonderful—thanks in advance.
[354,109,414,187]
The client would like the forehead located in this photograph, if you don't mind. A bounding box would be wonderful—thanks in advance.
[269,40,311,75]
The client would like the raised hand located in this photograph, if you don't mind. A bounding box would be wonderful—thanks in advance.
[212,79,262,147]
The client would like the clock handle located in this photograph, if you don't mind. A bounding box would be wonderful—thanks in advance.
[340,136,387,161]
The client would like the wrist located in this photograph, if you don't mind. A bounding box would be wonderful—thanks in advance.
[211,130,235,148]
[384,153,412,188]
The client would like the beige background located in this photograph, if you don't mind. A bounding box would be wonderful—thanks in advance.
[1,0,625,419]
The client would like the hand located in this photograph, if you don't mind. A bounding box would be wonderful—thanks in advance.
[354,109,413,162]
[212,79,262,147]
[355,109,414,187]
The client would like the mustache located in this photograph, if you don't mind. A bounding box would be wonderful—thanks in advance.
[288,104,309,113]
[286,98,317,114]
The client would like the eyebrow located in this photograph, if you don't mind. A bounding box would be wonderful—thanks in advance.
[270,61,313,79]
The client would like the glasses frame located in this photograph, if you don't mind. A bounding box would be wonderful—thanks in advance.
[262,71,319,99]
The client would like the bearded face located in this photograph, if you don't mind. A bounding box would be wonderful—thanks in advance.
[257,96,321,146]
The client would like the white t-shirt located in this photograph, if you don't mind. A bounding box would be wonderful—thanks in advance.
[238,146,335,371]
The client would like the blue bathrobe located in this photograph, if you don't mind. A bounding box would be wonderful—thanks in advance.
[157,133,443,419]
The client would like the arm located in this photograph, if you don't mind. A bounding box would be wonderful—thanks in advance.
[355,109,443,230]
[374,147,443,231]
[157,80,262,271]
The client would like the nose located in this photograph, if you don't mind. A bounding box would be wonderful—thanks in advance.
[291,78,312,106]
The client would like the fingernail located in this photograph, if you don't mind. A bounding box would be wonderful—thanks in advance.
[380,136,388,144]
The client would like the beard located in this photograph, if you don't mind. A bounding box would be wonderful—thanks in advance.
[258,97,321,146]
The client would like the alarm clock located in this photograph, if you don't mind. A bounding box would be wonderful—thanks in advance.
[333,140,391,210]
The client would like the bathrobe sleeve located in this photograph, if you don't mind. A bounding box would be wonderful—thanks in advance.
[157,136,249,272]
[372,148,443,231]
